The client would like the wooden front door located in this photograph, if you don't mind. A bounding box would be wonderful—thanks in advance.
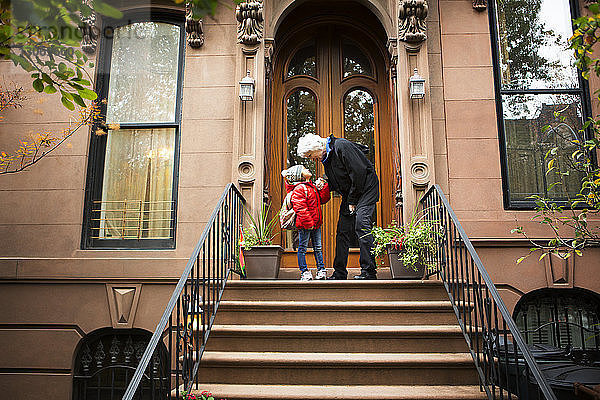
[268,23,394,265]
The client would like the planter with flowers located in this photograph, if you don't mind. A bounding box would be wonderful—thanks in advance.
[370,210,439,279]
[240,202,282,279]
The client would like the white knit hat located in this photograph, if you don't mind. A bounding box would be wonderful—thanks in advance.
[281,165,304,183]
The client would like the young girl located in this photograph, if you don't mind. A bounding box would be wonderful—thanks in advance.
[282,165,330,281]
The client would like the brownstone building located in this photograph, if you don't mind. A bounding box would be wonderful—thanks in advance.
[1,0,599,398]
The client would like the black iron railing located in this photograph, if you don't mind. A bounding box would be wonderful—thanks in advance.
[421,184,558,400]
[122,183,245,400]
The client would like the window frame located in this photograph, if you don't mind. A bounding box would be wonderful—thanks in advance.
[82,9,185,249]
[513,288,600,350]
[488,0,593,209]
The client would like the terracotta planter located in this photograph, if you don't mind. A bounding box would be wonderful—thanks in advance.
[243,245,283,279]
[387,246,425,279]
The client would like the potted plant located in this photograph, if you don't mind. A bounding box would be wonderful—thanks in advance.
[370,210,439,279]
[240,202,283,279]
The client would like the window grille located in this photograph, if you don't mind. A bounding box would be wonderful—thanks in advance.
[73,329,169,400]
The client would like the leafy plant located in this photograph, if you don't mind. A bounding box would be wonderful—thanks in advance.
[240,202,280,250]
[512,1,600,261]
[370,209,439,271]
[181,389,228,400]
[0,0,121,109]
[1,0,238,110]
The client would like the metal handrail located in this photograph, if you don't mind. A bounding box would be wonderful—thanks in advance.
[421,184,558,400]
[122,183,245,400]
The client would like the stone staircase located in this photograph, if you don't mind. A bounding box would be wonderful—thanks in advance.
[187,279,486,400]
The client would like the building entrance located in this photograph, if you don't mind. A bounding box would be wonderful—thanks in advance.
[268,15,394,265]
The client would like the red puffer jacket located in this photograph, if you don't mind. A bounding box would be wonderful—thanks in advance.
[285,181,330,230]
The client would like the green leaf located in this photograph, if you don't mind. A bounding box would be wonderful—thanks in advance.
[43,84,57,94]
[32,79,44,92]
[61,96,75,110]
[91,1,123,18]
[516,256,527,265]
[60,90,73,101]
[77,87,97,100]
[41,72,53,84]
[71,93,86,107]
[72,78,91,86]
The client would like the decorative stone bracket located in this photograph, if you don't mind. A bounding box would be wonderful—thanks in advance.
[398,0,428,43]
[236,0,264,45]
[472,0,487,11]
[186,3,205,48]
[544,252,575,288]
[106,284,142,329]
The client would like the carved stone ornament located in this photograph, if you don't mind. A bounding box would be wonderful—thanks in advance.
[544,252,575,288]
[410,158,430,188]
[398,0,428,43]
[79,11,97,54]
[387,39,398,79]
[186,3,205,48]
[265,39,274,80]
[106,284,142,328]
[472,0,487,11]
[236,0,264,45]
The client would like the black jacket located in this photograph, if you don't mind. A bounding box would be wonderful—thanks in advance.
[322,135,378,205]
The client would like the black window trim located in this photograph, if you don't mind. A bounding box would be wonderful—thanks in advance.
[82,8,185,249]
[488,0,594,210]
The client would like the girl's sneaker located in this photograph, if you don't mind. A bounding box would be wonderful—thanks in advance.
[315,269,327,280]
[300,270,313,281]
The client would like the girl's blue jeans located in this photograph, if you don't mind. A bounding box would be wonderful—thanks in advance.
[297,227,326,272]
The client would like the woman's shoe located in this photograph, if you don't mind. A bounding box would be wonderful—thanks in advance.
[353,272,377,280]
[315,270,327,280]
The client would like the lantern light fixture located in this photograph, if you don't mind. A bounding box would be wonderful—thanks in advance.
[239,70,255,101]
[409,68,426,99]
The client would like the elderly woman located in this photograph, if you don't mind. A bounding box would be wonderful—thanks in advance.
[297,134,379,280]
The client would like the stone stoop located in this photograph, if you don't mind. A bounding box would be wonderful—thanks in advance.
[183,280,486,400]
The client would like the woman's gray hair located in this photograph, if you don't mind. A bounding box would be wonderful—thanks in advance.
[297,134,327,158]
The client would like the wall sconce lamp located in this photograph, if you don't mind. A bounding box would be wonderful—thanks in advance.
[409,68,426,99]
[239,70,255,101]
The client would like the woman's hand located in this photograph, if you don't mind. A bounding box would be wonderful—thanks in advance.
[315,177,325,190]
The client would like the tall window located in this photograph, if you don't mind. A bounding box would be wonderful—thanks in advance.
[83,12,184,248]
[490,0,589,208]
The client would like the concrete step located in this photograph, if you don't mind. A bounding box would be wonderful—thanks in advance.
[196,351,480,385]
[222,280,448,301]
[185,384,487,400]
[205,324,469,353]
[277,267,393,279]
[212,300,461,325]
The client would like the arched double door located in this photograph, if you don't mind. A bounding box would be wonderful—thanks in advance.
[269,22,394,264]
